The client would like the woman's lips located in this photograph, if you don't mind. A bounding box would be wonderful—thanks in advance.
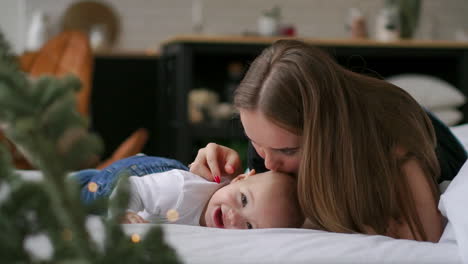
[213,207,224,228]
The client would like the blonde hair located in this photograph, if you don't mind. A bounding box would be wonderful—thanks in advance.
[234,40,440,240]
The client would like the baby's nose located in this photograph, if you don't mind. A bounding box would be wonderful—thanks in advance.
[225,209,244,229]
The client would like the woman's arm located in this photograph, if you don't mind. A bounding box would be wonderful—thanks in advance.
[388,159,444,242]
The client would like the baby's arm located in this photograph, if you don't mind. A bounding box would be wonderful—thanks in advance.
[121,211,149,224]
[118,178,149,224]
[126,177,145,213]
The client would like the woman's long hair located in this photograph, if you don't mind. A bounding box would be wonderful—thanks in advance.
[234,40,440,240]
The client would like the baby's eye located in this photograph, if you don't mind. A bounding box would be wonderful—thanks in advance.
[241,193,248,207]
[246,222,253,229]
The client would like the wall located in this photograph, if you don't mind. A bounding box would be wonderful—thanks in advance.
[0,0,26,53]
[8,0,468,52]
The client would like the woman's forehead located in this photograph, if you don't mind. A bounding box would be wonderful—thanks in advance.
[240,109,300,148]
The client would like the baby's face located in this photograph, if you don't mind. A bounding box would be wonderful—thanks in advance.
[203,171,295,229]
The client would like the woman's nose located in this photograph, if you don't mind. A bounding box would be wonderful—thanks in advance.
[225,209,245,229]
[264,153,280,171]
[257,146,266,159]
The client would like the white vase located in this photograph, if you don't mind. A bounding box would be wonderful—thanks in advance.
[258,15,279,36]
[89,24,108,51]
[375,6,400,42]
[26,10,49,51]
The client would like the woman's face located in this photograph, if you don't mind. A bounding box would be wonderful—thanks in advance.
[240,109,302,174]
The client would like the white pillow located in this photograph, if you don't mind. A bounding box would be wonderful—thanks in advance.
[431,108,463,126]
[386,74,466,109]
[449,123,468,150]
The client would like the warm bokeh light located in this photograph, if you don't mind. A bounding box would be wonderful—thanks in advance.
[166,209,179,222]
[131,233,141,243]
[87,182,99,193]
[62,229,73,241]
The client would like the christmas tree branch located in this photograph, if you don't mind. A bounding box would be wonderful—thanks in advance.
[0,31,179,263]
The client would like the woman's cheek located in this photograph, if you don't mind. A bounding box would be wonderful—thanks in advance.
[254,145,265,159]
[286,155,301,173]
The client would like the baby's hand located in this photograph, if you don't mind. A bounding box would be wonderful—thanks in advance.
[121,211,149,224]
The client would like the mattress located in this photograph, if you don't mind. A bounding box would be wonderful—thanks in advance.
[17,124,468,263]
[120,124,468,264]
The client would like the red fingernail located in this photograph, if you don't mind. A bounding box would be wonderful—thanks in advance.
[214,175,221,183]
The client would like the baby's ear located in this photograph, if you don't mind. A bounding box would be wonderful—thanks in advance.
[231,170,256,183]
[231,174,247,183]
[231,169,256,183]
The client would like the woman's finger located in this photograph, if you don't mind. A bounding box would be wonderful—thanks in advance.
[190,159,215,181]
[205,143,222,183]
[224,150,241,176]
[190,146,216,181]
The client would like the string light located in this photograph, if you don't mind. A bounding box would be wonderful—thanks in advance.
[62,229,73,241]
[166,209,179,222]
[87,182,98,193]
[131,233,141,243]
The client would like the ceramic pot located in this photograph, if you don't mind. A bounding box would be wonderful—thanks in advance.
[258,15,279,36]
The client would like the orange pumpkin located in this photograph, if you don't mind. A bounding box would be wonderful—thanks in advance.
[22,30,93,117]
[4,30,148,170]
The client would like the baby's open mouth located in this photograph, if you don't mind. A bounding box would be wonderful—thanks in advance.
[213,207,224,228]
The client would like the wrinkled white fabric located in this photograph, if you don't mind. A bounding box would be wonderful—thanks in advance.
[124,169,226,225]
[122,224,460,264]
[439,160,468,264]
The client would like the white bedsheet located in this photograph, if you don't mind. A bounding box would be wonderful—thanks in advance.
[118,124,468,263]
[15,124,468,263]
[439,153,468,264]
[123,224,460,264]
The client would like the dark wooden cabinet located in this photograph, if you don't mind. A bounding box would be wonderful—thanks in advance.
[91,53,160,159]
[159,35,468,165]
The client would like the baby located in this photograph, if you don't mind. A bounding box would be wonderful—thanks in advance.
[71,155,304,229]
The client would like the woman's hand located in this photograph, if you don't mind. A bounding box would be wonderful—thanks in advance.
[190,143,243,183]
[121,211,149,224]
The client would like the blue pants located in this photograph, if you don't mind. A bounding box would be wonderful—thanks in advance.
[70,155,188,205]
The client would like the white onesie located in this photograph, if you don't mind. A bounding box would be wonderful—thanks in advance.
[117,169,228,225]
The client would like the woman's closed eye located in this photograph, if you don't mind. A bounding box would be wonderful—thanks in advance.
[279,148,299,156]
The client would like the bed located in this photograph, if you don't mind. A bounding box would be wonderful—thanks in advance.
[18,124,468,264]
[114,124,468,264]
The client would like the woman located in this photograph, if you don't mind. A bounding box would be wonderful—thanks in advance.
[189,40,467,242]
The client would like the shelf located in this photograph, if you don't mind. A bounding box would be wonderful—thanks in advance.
[162,34,468,49]
[94,49,159,58]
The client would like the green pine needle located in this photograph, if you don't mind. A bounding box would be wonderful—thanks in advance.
[0,30,180,263]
